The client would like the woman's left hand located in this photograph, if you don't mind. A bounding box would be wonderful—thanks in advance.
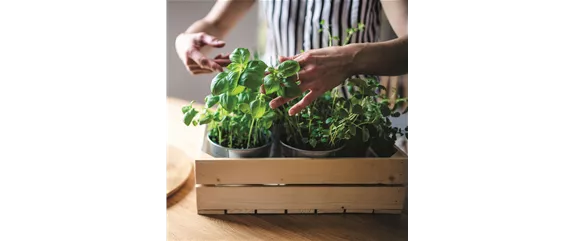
[269,45,358,116]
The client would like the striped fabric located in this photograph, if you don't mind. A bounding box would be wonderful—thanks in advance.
[259,0,384,98]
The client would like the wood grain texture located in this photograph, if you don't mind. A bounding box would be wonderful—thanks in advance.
[166,97,408,241]
[196,157,407,185]
[197,186,405,211]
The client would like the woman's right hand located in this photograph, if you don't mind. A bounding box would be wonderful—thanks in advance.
[175,32,231,75]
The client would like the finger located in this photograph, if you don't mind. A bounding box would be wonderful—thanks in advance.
[288,90,322,116]
[269,96,297,109]
[188,51,223,72]
[278,56,293,63]
[214,59,231,67]
[208,60,224,72]
[201,34,226,48]
[215,53,230,59]
[188,68,212,75]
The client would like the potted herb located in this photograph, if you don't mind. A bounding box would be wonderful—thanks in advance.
[344,77,408,157]
[181,48,302,158]
[277,22,369,157]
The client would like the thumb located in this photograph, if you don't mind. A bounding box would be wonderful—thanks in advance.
[202,34,225,48]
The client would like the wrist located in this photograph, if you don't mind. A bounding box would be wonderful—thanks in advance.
[343,43,368,76]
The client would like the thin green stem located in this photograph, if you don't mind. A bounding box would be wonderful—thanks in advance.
[247,118,255,148]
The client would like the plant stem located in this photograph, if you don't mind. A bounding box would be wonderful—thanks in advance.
[247,118,255,148]
[307,104,313,135]
[218,125,222,145]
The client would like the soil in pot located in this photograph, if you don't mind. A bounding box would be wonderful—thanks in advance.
[279,130,345,157]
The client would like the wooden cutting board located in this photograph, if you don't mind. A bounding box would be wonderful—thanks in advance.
[167,145,192,197]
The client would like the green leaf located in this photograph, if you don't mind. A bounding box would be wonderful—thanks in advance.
[326,117,333,124]
[362,127,370,142]
[181,105,191,114]
[348,78,367,88]
[320,19,325,25]
[263,111,275,119]
[210,72,229,96]
[263,120,273,129]
[250,99,267,119]
[281,80,302,98]
[238,103,250,114]
[183,108,198,126]
[226,63,243,72]
[219,94,238,112]
[248,60,268,73]
[205,95,219,108]
[198,112,212,125]
[277,85,285,97]
[349,126,356,135]
[352,105,363,114]
[263,75,280,94]
[226,70,241,90]
[230,48,250,64]
[309,138,317,148]
[228,85,245,96]
[226,69,245,96]
[276,60,300,78]
[238,62,267,91]
[238,91,257,103]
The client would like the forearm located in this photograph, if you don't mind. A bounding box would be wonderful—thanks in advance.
[348,35,408,76]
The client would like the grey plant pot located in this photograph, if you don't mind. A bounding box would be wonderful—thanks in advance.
[207,136,272,158]
[279,140,346,158]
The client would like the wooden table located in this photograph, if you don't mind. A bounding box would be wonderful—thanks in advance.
[166,97,408,241]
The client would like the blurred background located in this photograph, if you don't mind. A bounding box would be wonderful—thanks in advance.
[167,0,407,131]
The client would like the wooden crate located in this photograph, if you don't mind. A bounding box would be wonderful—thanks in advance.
[194,146,408,215]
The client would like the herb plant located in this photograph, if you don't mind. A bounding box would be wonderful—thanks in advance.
[345,77,408,145]
[280,20,408,155]
[181,48,302,149]
[279,21,369,150]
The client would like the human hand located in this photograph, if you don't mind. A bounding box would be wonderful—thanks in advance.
[175,32,231,75]
[269,46,357,115]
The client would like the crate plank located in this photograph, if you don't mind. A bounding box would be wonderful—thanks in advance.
[256,209,285,214]
[197,210,225,215]
[317,209,345,214]
[197,186,405,211]
[287,209,315,214]
[345,209,374,213]
[374,209,403,214]
[195,158,406,185]
[227,209,255,214]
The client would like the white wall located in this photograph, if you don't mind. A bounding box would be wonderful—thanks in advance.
[166,0,260,102]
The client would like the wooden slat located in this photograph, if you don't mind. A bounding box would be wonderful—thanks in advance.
[256,209,285,214]
[374,209,403,214]
[195,157,407,185]
[197,186,405,211]
[287,209,315,214]
[345,209,374,214]
[197,210,225,215]
[317,209,344,214]
[227,209,255,214]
